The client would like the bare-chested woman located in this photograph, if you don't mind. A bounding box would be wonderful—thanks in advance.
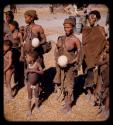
[53,18,81,113]
[4,20,25,94]
[23,10,48,69]
[4,40,14,99]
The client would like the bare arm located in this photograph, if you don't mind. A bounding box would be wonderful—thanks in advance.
[4,51,13,72]
[54,46,59,61]
[54,39,62,61]
[35,63,44,74]
[18,33,25,61]
[75,38,81,63]
[38,26,47,45]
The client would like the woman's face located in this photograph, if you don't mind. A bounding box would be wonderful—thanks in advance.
[4,44,10,52]
[64,23,73,36]
[9,24,15,32]
[24,15,33,24]
[5,15,11,23]
[88,14,97,26]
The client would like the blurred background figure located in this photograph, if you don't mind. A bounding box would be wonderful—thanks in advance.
[64,4,80,16]
[49,4,54,14]
[10,4,17,13]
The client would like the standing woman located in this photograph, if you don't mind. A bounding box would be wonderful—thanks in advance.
[53,18,81,113]
[4,20,25,94]
[4,11,14,37]
[82,10,107,103]
[23,10,50,69]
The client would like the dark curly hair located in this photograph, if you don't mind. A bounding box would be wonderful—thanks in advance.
[88,10,101,20]
[4,40,13,48]
[9,20,19,31]
[5,11,14,21]
[26,50,39,61]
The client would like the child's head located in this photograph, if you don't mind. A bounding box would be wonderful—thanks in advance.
[4,40,13,52]
[9,20,19,32]
[5,11,14,23]
[26,51,38,64]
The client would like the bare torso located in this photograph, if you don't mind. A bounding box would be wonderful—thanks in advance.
[4,50,14,70]
[56,34,81,64]
[12,31,22,48]
[24,24,46,53]
[27,61,42,85]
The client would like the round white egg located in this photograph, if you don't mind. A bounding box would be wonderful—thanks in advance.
[57,55,68,67]
[32,38,40,48]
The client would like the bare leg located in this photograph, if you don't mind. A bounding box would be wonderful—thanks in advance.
[26,99,32,116]
[86,89,92,100]
[4,73,6,85]
[26,83,32,116]
[102,90,109,115]
[5,70,14,99]
[34,84,40,109]
[54,83,58,93]
[60,94,72,114]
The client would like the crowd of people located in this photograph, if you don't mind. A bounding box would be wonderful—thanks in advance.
[3,6,109,118]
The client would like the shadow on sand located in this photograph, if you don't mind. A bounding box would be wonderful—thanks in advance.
[32,67,56,109]
[12,61,25,97]
[72,74,87,106]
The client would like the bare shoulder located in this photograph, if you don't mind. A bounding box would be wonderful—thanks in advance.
[7,50,13,56]
[34,24,44,31]
[72,35,80,44]
[8,50,12,54]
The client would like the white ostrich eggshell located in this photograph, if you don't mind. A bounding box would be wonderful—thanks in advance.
[32,38,40,48]
[58,55,68,67]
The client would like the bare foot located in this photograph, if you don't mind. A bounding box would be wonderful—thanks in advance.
[26,110,32,117]
[35,106,42,113]
[59,105,72,114]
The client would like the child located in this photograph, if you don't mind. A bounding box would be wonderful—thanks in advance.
[25,51,44,116]
[4,40,14,99]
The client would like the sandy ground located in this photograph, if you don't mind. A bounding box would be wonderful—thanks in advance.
[3,4,109,121]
